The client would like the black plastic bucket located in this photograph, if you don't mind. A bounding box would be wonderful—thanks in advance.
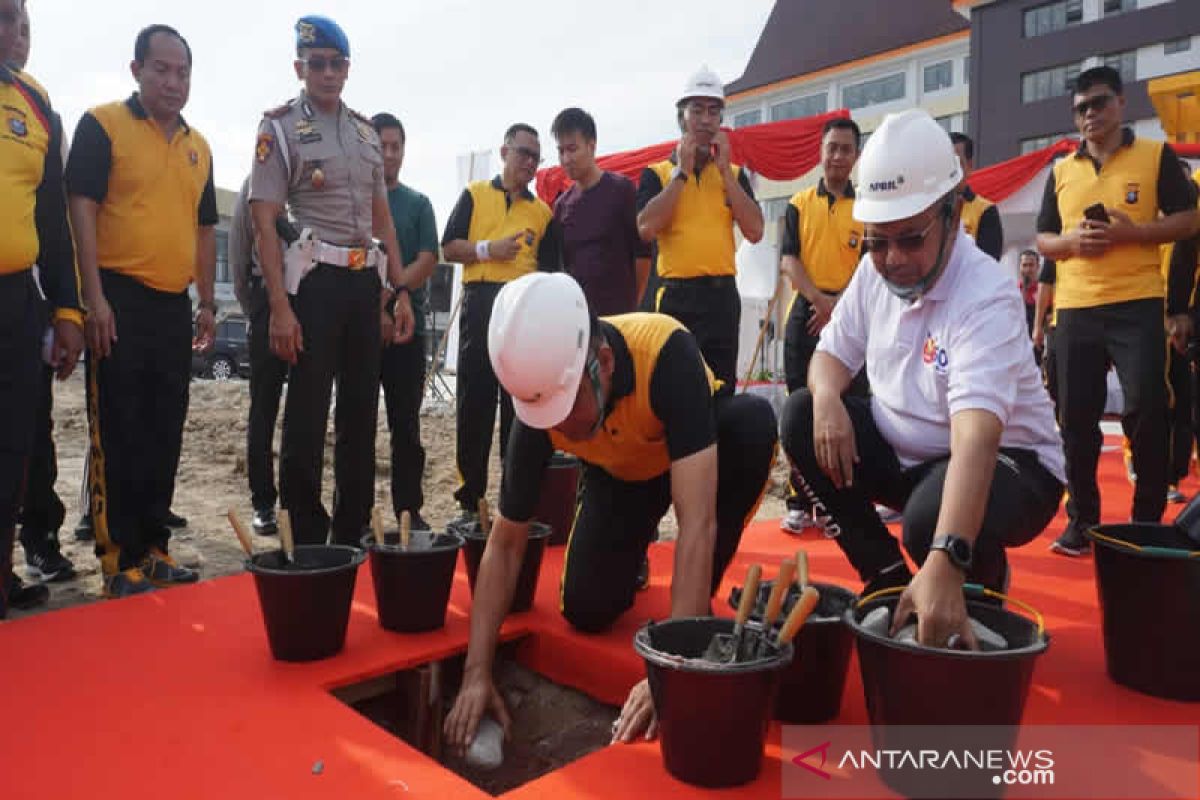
[534,452,581,546]
[1086,523,1200,701]
[361,529,464,633]
[729,580,857,723]
[847,585,1049,727]
[453,520,552,613]
[633,617,793,788]
[247,544,366,662]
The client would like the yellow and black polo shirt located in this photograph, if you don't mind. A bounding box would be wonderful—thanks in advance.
[0,65,82,325]
[1036,127,1196,312]
[441,176,561,283]
[781,178,862,311]
[499,313,721,520]
[960,184,1004,261]
[65,93,217,294]
[637,158,756,279]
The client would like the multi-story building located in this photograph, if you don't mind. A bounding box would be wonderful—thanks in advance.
[724,0,972,240]
[957,0,1200,164]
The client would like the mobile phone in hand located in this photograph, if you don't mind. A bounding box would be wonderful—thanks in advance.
[1083,202,1110,224]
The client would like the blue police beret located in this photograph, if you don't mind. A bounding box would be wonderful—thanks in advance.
[295,15,349,58]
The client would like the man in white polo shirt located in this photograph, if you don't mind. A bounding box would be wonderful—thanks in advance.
[780,110,1065,649]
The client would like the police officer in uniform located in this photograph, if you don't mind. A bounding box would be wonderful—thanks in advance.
[230,176,287,535]
[950,133,1003,261]
[250,16,415,547]
[0,0,84,617]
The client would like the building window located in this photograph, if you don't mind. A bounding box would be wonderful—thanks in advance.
[1020,133,1073,154]
[963,56,971,84]
[1102,49,1137,83]
[733,109,762,128]
[924,61,953,93]
[1165,37,1192,56]
[769,93,827,122]
[1021,61,1081,103]
[1023,0,1082,38]
[1103,0,1135,16]
[841,73,905,110]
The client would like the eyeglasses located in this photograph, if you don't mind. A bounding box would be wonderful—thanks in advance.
[862,218,938,256]
[511,145,543,165]
[302,56,349,73]
[1073,93,1114,118]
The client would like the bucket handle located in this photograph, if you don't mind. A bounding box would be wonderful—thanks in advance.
[856,584,1046,639]
[1087,529,1200,560]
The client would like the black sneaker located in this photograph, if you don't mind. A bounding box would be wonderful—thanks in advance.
[1049,523,1091,557]
[140,549,200,586]
[19,530,77,583]
[252,507,278,536]
[405,511,432,532]
[7,574,50,610]
[103,567,156,599]
[164,511,188,529]
[73,513,94,542]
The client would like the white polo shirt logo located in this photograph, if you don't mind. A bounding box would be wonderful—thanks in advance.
[922,331,948,375]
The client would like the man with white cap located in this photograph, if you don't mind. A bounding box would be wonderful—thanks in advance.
[443,273,777,750]
[779,110,1065,649]
[636,66,764,386]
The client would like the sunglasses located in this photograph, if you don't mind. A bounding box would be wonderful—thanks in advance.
[510,145,543,165]
[1073,93,1114,117]
[302,56,349,73]
[863,218,938,256]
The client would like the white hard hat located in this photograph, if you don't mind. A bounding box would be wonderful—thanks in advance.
[488,273,590,430]
[853,109,963,224]
[678,64,725,106]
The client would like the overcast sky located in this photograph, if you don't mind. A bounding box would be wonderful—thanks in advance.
[24,0,774,227]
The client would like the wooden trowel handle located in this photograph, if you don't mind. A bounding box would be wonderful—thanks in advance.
[778,586,820,645]
[226,508,254,557]
[763,559,795,630]
[736,564,762,628]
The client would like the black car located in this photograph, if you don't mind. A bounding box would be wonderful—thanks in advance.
[192,315,251,381]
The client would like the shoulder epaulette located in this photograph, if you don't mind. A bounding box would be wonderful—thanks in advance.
[262,100,295,119]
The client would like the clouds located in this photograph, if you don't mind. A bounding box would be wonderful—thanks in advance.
[26,0,771,226]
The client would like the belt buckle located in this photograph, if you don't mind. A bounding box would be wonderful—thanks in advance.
[348,248,366,270]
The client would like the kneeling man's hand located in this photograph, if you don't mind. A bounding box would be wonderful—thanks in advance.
[890,553,978,650]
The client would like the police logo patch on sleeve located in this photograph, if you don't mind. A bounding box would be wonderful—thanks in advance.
[256,133,275,164]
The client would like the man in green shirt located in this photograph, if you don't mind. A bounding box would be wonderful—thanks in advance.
[373,113,438,529]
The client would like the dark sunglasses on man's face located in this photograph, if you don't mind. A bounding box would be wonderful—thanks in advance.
[863,218,938,256]
[303,56,349,73]
[1073,93,1114,118]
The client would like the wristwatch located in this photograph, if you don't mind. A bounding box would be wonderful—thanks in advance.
[929,534,973,573]
[195,299,218,316]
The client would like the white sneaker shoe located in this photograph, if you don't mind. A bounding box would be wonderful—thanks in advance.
[781,508,813,534]
[875,504,903,524]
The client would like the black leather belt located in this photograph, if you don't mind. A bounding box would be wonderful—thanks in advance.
[660,275,737,289]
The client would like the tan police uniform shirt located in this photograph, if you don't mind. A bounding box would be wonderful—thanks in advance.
[249,92,384,246]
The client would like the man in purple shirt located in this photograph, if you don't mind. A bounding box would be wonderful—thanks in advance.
[551,108,648,316]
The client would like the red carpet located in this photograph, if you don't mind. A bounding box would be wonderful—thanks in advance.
[0,445,1196,798]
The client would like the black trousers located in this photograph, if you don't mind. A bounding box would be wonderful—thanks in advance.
[1041,326,1059,411]
[19,360,65,537]
[783,294,868,512]
[381,330,427,518]
[1056,299,1167,525]
[455,282,514,513]
[1167,343,1192,486]
[656,277,741,387]
[246,282,288,512]
[0,271,44,618]
[560,393,778,633]
[281,264,381,546]
[87,271,191,573]
[780,391,1063,591]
